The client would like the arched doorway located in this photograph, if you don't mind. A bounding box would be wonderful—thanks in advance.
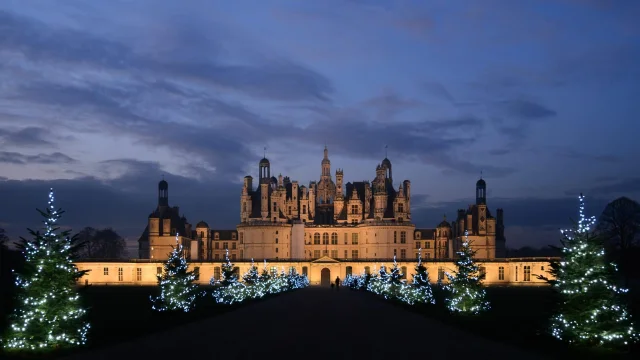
[321,268,331,287]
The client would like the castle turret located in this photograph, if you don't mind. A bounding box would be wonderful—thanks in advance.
[158,178,168,207]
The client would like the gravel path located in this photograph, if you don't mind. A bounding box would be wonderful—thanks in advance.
[63,287,546,360]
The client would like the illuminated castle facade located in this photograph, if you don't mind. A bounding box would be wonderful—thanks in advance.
[138,147,506,263]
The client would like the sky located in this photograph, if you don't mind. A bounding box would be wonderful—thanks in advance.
[1,0,639,255]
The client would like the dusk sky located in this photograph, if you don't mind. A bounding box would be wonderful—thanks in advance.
[1,0,639,254]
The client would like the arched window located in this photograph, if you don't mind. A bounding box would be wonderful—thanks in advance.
[364,266,371,275]
[322,233,329,245]
[331,233,338,245]
[275,238,278,244]
[346,266,353,276]
[314,233,320,245]
[401,266,407,279]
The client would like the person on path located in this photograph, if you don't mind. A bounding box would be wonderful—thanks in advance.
[335,276,341,290]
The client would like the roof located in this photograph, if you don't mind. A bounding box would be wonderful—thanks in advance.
[211,229,237,240]
[476,178,486,187]
[415,228,435,239]
[259,157,270,165]
[196,220,209,228]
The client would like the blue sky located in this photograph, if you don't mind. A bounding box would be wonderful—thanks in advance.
[1,0,639,252]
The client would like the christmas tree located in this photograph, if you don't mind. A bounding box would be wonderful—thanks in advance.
[549,194,638,348]
[388,256,404,284]
[212,249,247,304]
[150,233,199,312]
[444,229,490,314]
[410,249,435,305]
[2,189,90,351]
[242,258,260,285]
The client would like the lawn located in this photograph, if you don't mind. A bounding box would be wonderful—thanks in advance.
[0,285,242,359]
[369,285,640,359]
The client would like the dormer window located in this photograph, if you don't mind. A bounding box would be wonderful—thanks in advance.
[214,233,219,240]
[232,232,236,240]
[415,232,421,239]
[398,203,404,213]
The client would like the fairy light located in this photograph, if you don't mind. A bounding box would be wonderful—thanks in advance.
[2,189,90,351]
[150,233,200,312]
[211,254,309,305]
[443,229,490,314]
[550,194,638,348]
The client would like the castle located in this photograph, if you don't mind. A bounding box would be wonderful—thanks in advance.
[76,148,552,287]
[137,147,506,262]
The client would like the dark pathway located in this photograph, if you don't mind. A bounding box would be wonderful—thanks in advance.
[64,287,545,360]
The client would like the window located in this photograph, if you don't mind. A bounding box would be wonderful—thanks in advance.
[524,266,531,281]
[400,231,407,244]
[240,232,244,244]
[232,232,236,240]
[331,233,338,245]
[314,233,320,245]
[398,203,404,213]
[541,266,544,271]
[103,267,109,276]
[243,203,247,212]
[214,254,219,260]
[330,250,338,258]
[352,233,358,245]
[416,242,421,249]
[214,233,219,240]
[136,268,142,281]
[240,250,243,259]
[479,266,486,279]
[118,267,123,281]
[215,242,219,249]
[498,266,504,280]
[302,266,308,276]
[223,242,228,250]
[425,242,431,249]
[273,202,277,211]
[231,254,236,260]
[344,250,348,259]
[400,249,407,259]
[157,267,162,275]
[352,250,358,259]
[425,253,431,259]
[214,267,221,280]
[302,205,307,214]
[351,204,358,214]
[515,266,518,281]
[438,267,444,281]
[394,231,397,243]
[346,266,353,276]
[401,266,407,279]
[270,266,278,275]
[232,242,237,250]
[415,231,421,239]
[394,248,397,256]
[314,250,321,258]
[275,248,278,253]
[288,206,292,215]
[344,233,348,244]
[322,233,329,245]
[194,267,200,281]
[233,267,240,277]
[364,266,371,275]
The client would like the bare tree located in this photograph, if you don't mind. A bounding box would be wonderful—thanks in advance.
[0,227,8,249]
[76,227,126,259]
[597,196,640,286]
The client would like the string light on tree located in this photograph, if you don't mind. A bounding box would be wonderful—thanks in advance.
[2,189,90,351]
[444,230,490,314]
[150,233,199,312]
[409,249,435,305]
[549,194,638,348]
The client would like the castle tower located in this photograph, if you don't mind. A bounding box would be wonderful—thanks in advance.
[259,157,270,184]
[381,157,392,182]
[403,180,411,219]
[476,178,486,205]
[321,145,331,179]
[241,176,253,222]
[476,178,487,235]
[158,177,168,207]
[335,169,343,198]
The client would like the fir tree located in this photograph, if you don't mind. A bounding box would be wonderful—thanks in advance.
[388,256,404,284]
[212,249,246,304]
[150,233,199,312]
[549,194,638,348]
[2,189,90,351]
[242,258,260,285]
[445,229,490,314]
[411,249,435,305]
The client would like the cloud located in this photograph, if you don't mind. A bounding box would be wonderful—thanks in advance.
[0,151,76,165]
[0,10,334,103]
[0,126,57,148]
[569,177,640,197]
[498,99,557,120]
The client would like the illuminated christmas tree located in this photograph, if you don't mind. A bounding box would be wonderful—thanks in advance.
[549,194,638,348]
[150,234,199,312]
[212,249,246,304]
[2,189,90,351]
[411,249,435,304]
[388,256,404,284]
[444,229,490,314]
[242,258,260,285]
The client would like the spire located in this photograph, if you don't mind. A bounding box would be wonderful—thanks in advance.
[324,145,328,159]
[385,144,388,158]
[480,170,483,179]
[264,146,267,158]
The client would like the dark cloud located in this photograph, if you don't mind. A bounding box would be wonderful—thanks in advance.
[568,177,640,197]
[551,147,621,163]
[0,10,334,102]
[0,126,56,148]
[498,99,557,120]
[0,151,76,165]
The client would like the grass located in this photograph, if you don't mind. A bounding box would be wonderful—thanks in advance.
[366,285,640,359]
[0,285,245,359]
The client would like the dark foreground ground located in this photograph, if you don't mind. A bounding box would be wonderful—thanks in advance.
[62,287,544,360]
